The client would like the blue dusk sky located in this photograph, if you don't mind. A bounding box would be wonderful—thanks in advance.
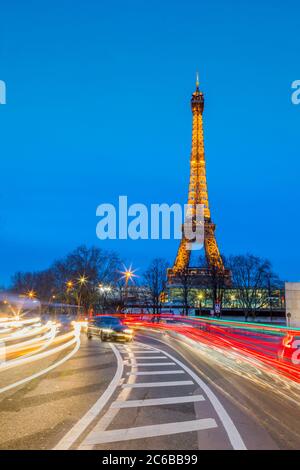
[0,0,299,285]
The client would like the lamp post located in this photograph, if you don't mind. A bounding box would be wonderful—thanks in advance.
[77,275,88,317]
[197,292,203,316]
[66,281,74,315]
[124,270,133,312]
[119,265,137,314]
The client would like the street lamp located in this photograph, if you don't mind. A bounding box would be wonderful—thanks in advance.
[65,281,74,316]
[27,290,36,299]
[51,294,57,319]
[124,270,133,287]
[119,265,138,312]
[120,265,137,287]
[78,275,88,285]
[197,292,203,315]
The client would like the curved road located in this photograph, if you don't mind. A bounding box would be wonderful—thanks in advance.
[0,331,300,449]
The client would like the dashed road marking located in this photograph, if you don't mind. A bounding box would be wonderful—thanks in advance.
[53,343,123,450]
[121,349,155,354]
[80,419,218,446]
[111,395,205,408]
[121,380,194,388]
[124,355,165,359]
[127,370,185,376]
[142,337,247,450]
[55,337,246,450]
[131,362,176,366]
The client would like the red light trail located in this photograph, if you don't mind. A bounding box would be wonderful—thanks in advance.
[94,313,300,384]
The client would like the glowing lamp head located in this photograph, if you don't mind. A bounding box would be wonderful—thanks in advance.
[27,290,36,299]
[119,264,138,285]
[79,275,88,285]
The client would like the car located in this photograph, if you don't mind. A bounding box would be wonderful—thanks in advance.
[86,315,134,342]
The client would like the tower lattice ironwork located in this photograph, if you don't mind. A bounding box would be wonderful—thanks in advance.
[168,75,228,283]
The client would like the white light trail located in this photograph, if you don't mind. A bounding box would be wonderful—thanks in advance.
[0,317,82,393]
[0,328,81,394]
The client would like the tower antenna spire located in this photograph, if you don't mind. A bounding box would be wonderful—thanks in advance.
[196,71,199,90]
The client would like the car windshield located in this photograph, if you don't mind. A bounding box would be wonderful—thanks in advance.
[96,317,122,328]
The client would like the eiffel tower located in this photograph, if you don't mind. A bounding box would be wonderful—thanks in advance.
[168,75,231,286]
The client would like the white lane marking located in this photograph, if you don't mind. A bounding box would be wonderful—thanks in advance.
[123,351,163,355]
[111,395,205,408]
[124,355,166,359]
[53,343,123,450]
[77,340,213,449]
[139,337,247,450]
[131,362,175,366]
[78,347,138,450]
[127,370,185,376]
[81,418,218,446]
[0,331,80,395]
[122,380,194,388]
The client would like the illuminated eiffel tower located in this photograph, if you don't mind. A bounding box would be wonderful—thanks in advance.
[168,74,230,285]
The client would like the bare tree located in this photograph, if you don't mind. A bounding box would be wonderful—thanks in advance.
[52,245,120,285]
[198,255,228,316]
[11,245,122,314]
[51,245,122,312]
[11,269,56,300]
[175,267,194,316]
[227,254,281,320]
[144,258,168,314]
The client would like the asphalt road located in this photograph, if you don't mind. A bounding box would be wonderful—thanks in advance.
[0,330,300,450]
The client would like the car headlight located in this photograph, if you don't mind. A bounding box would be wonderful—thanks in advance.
[124,328,133,334]
[102,328,113,333]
